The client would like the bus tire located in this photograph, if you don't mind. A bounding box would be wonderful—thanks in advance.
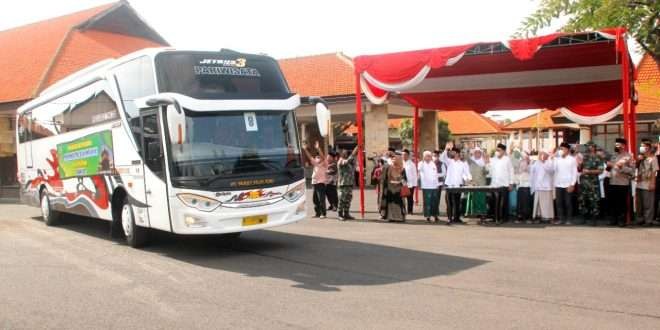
[120,197,148,248]
[40,191,60,226]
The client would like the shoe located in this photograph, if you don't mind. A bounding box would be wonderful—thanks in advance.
[344,213,355,220]
[445,220,452,226]
[434,217,440,223]
[313,214,320,218]
[320,215,326,219]
[426,217,431,223]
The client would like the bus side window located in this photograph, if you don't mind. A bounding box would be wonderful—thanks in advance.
[17,114,30,143]
[141,113,164,179]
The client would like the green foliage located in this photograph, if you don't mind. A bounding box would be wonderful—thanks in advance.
[515,0,659,59]
[399,119,413,147]
[437,119,452,147]
[398,118,453,149]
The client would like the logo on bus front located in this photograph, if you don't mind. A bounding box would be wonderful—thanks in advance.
[225,189,282,203]
[198,58,246,68]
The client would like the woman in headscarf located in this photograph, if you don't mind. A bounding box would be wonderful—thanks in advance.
[465,147,488,220]
[379,153,407,222]
[516,151,533,223]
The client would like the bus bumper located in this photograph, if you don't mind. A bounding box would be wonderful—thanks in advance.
[168,196,306,235]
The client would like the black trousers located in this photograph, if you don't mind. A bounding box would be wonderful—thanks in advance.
[492,187,509,223]
[609,184,630,225]
[406,187,416,214]
[447,191,462,222]
[326,184,338,209]
[555,187,574,222]
[312,183,327,216]
[517,187,532,220]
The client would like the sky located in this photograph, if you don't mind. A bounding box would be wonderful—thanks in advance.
[0,0,640,122]
[0,0,547,59]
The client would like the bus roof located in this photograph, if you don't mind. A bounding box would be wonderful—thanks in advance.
[18,48,284,114]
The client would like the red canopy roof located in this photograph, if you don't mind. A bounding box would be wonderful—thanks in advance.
[351,28,637,217]
[354,28,633,125]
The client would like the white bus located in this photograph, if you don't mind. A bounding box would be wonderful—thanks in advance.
[16,48,327,247]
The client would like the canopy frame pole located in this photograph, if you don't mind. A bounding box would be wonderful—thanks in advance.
[413,107,420,204]
[355,73,365,218]
[619,29,635,155]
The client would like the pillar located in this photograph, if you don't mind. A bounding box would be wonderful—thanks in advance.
[579,126,592,144]
[419,110,438,153]
[364,103,389,185]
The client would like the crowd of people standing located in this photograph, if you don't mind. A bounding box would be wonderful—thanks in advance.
[303,137,660,227]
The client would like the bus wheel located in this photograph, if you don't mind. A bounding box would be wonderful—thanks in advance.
[40,192,60,226]
[120,197,148,248]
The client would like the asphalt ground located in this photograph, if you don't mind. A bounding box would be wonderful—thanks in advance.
[1,190,660,329]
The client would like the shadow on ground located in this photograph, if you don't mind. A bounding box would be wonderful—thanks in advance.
[37,214,489,292]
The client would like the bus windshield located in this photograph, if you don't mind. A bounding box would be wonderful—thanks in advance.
[168,110,302,188]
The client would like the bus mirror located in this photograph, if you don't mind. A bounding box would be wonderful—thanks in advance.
[315,101,331,137]
[166,105,186,145]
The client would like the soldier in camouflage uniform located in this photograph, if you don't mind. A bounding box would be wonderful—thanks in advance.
[579,141,604,225]
[337,146,359,221]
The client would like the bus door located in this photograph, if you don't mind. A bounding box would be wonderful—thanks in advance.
[139,109,171,231]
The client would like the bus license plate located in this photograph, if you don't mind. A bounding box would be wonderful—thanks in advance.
[242,215,268,226]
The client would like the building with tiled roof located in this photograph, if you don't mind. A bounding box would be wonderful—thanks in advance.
[0,1,168,198]
[436,110,509,151]
[279,53,416,158]
[503,109,579,151]
[279,53,354,98]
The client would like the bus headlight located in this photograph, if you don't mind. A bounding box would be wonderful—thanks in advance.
[283,182,305,202]
[177,193,221,212]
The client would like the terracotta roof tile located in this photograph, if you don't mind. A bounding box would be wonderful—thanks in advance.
[278,53,354,97]
[44,29,163,87]
[635,54,660,114]
[436,110,505,135]
[0,3,115,102]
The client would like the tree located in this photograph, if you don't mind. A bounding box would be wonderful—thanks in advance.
[398,118,453,149]
[515,0,659,59]
[399,119,413,148]
[437,119,452,147]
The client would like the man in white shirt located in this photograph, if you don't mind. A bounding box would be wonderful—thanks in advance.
[441,144,472,224]
[486,143,515,223]
[418,150,440,222]
[402,149,418,215]
[530,150,555,222]
[553,142,579,224]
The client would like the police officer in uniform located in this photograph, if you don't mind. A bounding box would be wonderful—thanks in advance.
[579,141,603,225]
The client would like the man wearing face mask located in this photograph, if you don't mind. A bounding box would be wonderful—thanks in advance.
[607,138,634,227]
[486,143,515,224]
[635,140,658,226]
[553,142,578,225]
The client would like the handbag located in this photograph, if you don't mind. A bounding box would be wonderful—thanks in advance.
[400,185,411,197]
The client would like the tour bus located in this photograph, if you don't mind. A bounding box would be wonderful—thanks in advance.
[16,48,329,247]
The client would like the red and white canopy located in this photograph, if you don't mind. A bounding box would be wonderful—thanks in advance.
[354,28,632,125]
[352,28,637,217]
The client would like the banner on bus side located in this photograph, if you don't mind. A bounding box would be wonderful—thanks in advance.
[57,130,115,179]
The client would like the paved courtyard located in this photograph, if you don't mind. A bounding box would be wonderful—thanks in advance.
[1,190,660,329]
